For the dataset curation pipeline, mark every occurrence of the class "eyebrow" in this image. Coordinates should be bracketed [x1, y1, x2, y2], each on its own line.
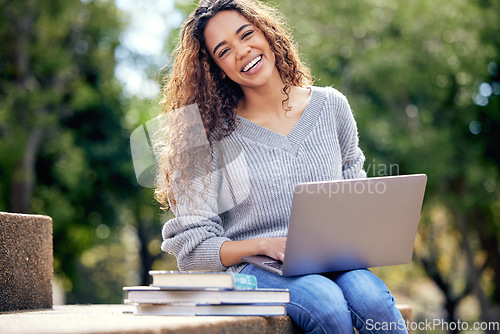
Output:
[212, 24, 252, 56]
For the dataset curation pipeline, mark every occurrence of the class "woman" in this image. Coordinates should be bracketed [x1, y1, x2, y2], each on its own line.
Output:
[155, 0, 407, 333]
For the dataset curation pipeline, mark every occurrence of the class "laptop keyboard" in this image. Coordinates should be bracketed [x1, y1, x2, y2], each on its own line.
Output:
[264, 261, 283, 270]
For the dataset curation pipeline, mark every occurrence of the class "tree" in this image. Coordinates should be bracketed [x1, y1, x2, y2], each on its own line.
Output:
[0, 0, 141, 303]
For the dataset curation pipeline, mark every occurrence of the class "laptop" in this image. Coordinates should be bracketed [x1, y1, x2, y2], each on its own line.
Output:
[242, 174, 427, 276]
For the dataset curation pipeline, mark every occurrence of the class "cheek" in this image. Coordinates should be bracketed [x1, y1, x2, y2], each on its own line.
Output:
[261, 39, 276, 61]
[266, 46, 277, 66]
[217, 58, 236, 75]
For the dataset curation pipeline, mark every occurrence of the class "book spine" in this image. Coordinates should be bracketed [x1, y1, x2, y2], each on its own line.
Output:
[232, 273, 258, 289]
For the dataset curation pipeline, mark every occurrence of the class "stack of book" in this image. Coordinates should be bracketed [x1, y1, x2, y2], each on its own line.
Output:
[123, 270, 290, 316]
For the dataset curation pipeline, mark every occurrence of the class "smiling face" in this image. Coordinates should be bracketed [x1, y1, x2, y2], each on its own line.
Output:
[203, 10, 279, 91]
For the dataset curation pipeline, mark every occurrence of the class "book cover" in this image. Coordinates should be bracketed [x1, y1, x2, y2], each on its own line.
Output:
[148, 271, 258, 290]
[123, 286, 290, 305]
[132, 303, 287, 316]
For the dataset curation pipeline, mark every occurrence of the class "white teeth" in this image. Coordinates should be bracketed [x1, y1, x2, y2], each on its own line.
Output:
[242, 56, 262, 72]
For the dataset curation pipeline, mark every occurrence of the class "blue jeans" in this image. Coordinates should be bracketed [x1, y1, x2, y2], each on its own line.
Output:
[240, 265, 408, 334]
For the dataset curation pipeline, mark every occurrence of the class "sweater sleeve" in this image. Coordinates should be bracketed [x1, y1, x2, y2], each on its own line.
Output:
[329, 88, 367, 180]
[160, 150, 230, 272]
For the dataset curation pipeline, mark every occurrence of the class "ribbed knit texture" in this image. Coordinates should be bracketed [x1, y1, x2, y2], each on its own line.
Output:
[161, 86, 366, 273]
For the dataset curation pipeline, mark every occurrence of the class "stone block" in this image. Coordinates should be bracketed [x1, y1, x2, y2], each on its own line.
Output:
[0, 212, 53, 312]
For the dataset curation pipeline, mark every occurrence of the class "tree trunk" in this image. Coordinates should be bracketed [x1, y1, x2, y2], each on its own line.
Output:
[451, 209, 500, 333]
[473, 209, 500, 303]
[11, 126, 44, 213]
[137, 218, 159, 286]
[6, 0, 41, 214]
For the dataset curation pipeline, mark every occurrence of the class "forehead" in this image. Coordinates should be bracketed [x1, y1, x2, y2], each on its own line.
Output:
[203, 10, 253, 48]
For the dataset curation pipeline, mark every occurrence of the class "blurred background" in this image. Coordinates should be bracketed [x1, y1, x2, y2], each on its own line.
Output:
[0, 0, 499, 333]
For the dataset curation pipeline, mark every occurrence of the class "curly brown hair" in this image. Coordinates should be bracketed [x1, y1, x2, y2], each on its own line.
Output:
[155, 0, 312, 210]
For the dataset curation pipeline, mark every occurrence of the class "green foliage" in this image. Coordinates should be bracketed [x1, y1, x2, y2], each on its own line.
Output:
[0, 0, 150, 303]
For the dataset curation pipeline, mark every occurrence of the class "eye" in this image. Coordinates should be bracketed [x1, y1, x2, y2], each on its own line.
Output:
[218, 48, 230, 58]
[242, 30, 254, 39]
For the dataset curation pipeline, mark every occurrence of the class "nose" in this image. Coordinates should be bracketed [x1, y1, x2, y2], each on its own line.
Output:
[236, 43, 251, 60]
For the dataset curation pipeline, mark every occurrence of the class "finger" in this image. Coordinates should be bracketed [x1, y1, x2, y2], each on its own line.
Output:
[278, 252, 285, 262]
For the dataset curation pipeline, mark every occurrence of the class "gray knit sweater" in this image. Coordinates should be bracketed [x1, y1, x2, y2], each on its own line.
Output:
[161, 86, 366, 273]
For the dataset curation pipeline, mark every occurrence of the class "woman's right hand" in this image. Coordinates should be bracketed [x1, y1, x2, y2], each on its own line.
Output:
[220, 237, 287, 267]
[259, 237, 287, 262]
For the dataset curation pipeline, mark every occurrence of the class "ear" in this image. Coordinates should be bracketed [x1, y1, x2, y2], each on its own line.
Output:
[221, 71, 226, 79]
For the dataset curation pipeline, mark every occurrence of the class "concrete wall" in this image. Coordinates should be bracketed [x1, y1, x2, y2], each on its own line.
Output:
[0, 212, 53, 312]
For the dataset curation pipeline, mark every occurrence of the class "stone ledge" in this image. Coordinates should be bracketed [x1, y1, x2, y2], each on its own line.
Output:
[0, 304, 412, 334]
[0, 212, 53, 312]
[0, 305, 299, 334]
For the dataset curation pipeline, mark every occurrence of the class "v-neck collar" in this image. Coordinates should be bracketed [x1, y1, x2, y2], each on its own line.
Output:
[234, 86, 326, 154]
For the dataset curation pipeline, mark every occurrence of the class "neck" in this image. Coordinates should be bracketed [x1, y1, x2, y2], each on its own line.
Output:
[237, 71, 288, 120]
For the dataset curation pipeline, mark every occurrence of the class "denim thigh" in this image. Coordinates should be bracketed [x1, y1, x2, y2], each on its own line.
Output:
[241, 265, 407, 334]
